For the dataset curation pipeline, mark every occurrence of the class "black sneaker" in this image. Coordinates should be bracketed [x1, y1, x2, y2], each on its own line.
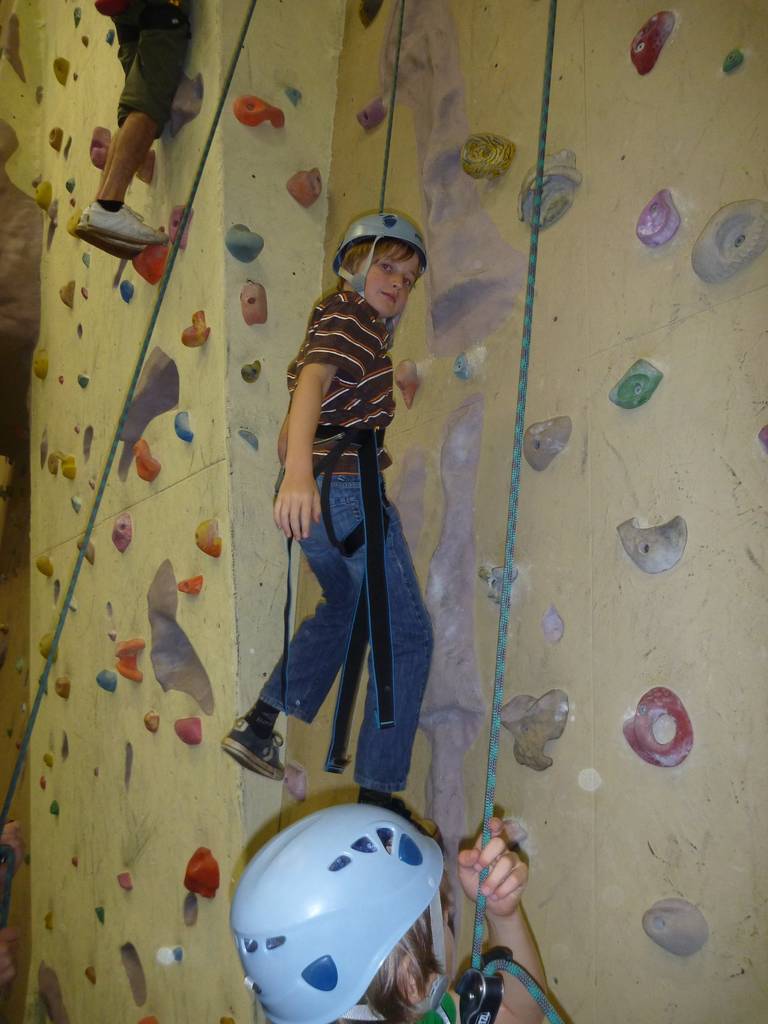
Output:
[221, 718, 285, 780]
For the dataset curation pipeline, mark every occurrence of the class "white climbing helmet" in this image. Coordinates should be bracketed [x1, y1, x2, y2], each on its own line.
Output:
[333, 212, 428, 295]
[231, 804, 444, 1024]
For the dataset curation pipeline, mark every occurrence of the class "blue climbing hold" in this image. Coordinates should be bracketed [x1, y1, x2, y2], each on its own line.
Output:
[96, 669, 117, 693]
[174, 411, 194, 443]
[106, 28, 115, 45]
[225, 224, 264, 263]
[453, 354, 470, 380]
[82, 252, 90, 268]
[284, 85, 302, 107]
[237, 428, 259, 451]
[77, 373, 89, 388]
[119, 281, 134, 304]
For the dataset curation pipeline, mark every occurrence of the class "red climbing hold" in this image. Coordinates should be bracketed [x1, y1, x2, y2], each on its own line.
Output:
[133, 439, 161, 482]
[177, 575, 204, 595]
[286, 168, 322, 208]
[623, 686, 693, 767]
[95, 0, 132, 14]
[133, 244, 169, 285]
[184, 847, 220, 898]
[233, 95, 285, 128]
[630, 11, 675, 75]
[116, 638, 145, 682]
[174, 717, 202, 745]
[117, 871, 133, 891]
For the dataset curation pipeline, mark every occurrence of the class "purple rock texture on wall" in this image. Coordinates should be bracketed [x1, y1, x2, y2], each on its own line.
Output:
[380, 2, 525, 357]
[419, 396, 485, 933]
[147, 559, 214, 713]
[0, 120, 41, 458]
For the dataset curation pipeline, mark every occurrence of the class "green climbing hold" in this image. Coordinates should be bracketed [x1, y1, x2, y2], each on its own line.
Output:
[50, 800, 60, 816]
[77, 373, 90, 388]
[65, 177, 75, 193]
[95, 906, 105, 924]
[723, 49, 744, 74]
[14, 657, 24, 673]
[609, 359, 663, 409]
[73, 7, 82, 27]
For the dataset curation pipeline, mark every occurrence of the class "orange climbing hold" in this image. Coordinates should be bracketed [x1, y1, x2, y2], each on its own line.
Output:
[144, 710, 160, 733]
[195, 519, 222, 557]
[116, 638, 145, 682]
[181, 310, 210, 348]
[133, 243, 168, 285]
[133, 439, 161, 482]
[177, 575, 204, 595]
[233, 95, 284, 128]
[85, 966, 96, 984]
[53, 58, 70, 86]
[55, 677, 71, 699]
[184, 847, 220, 898]
[138, 1017, 160, 1024]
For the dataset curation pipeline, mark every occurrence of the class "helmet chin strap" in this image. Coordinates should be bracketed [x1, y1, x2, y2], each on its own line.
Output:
[339, 237, 381, 297]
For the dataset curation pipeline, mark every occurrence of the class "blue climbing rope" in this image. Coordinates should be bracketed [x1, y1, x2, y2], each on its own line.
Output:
[0, 0, 261, 888]
[469, 0, 560, 1011]
[484, 959, 565, 1024]
[378, 0, 406, 213]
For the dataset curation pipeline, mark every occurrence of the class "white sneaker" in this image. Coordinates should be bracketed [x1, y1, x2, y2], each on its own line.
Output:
[76, 202, 168, 250]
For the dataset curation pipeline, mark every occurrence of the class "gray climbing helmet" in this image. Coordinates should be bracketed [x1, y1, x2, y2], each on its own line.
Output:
[333, 212, 428, 295]
[231, 804, 444, 1024]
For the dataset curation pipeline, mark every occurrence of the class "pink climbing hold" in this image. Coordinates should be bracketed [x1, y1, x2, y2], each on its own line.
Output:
[181, 310, 210, 347]
[623, 686, 693, 767]
[357, 96, 387, 130]
[133, 439, 161, 482]
[286, 168, 322, 208]
[169, 205, 193, 249]
[112, 513, 133, 552]
[90, 127, 112, 169]
[174, 717, 202, 745]
[117, 871, 133, 891]
[757, 425, 768, 453]
[394, 360, 420, 409]
[233, 95, 285, 128]
[630, 11, 676, 76]
[284, 761, 307, 801]
[240, 281, 267, 325]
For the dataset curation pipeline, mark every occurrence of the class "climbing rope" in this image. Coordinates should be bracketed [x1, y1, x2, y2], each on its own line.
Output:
[484, 959, 564, 1024]
[0, 0, 261, 889]
[469, 0, 561, 1014]
[378, 0, 406, 213]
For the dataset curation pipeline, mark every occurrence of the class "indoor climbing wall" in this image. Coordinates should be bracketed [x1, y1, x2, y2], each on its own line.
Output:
[13, 1, 343, 1022]
[287, 2, 768, 1021]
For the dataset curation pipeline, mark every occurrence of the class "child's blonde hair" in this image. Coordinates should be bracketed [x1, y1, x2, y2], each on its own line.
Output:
[339, 238, 423, 287]
[342, 902, 439, 1024]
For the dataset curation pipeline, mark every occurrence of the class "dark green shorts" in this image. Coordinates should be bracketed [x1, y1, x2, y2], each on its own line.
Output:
[113, 0, 191, 132]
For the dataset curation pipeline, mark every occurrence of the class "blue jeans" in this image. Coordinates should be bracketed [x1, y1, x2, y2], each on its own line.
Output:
[260, 474, 433, 792]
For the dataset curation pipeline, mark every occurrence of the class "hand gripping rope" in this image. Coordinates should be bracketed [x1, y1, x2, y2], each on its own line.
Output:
[466, 1, 566, 1022]
[0, 0, 262, 926]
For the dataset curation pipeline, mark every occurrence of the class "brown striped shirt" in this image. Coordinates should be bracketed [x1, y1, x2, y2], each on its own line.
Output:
[287, 290, 395, 473]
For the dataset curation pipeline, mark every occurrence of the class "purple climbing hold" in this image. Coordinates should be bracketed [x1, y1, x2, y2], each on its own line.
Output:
[758, 425, 768, 453]
[90, 127, 112, 170]
[636, 189, 681, 247]
[357, 96, 387, 130]
[642, 898, 709, 956]
[112, 513, 133, 552]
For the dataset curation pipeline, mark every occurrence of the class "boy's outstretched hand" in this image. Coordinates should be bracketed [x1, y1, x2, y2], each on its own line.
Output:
[458, 817, 528, 919]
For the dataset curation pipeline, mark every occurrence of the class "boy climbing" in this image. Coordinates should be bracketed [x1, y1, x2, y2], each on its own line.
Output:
[75, 0, 191, 257]
[231, 805, 553, 1024]
[222, 212, 433, 818]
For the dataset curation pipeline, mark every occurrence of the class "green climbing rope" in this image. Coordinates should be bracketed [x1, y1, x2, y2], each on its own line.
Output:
[470, 0, 559, 969]
[378, 0, 406, 213]
[0, 0, 261, 856]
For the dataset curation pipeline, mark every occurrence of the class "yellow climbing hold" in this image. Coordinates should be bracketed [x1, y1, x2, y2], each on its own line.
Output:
[36, 555, 54, 577]
[33, 350, 49, 380]
[60, 455, 76, 480]
[67, 208, 82, 237]
[44, 911, 54, 930]
[35, 181, 53, 211]
[53, 58, 70, 85]
[39, 633, 57, 661]
[461, 133, 515, 179]
[43, 752, 54, 768]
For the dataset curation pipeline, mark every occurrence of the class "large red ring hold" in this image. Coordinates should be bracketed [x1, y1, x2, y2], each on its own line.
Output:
[623, 686, 693, 767]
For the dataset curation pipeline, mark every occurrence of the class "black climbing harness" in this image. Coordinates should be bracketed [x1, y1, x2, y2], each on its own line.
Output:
[279, 426, 395, 774]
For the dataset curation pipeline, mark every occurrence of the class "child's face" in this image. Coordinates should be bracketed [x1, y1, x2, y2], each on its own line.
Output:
[363, 251, 421, 320]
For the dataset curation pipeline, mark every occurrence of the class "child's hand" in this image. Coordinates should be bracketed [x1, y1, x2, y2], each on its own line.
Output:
[273, 470, 321, 540]
[458, 817, 528, 920]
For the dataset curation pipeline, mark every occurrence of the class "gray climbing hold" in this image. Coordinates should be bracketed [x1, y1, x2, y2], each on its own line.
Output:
[617, 515, 687, 573]
[478, 564, 517, 603]
[523, 416, 572, 470]
[518, 150, 582, 229]
[501, 689, 569, 770]
[692, 200, 768, 283]
[642, 898, 709, 956]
